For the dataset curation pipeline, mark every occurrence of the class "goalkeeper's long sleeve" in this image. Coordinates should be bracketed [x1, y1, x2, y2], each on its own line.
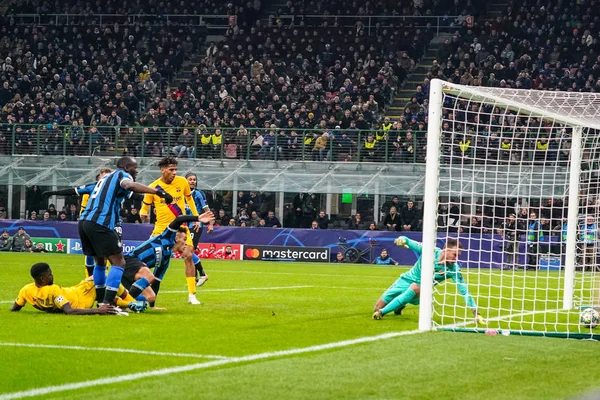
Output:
[446, 266, 478, 309]
[401, 237, 423, 255]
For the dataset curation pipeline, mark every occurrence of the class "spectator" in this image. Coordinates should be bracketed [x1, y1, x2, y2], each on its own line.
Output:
[57, 212, 68, 222]
[11, 227, 30, 252]
[258, 219, 267, 227]
[316, 211, 330, 229]
[32, 243, 47, 253]
[0, 206, 6, 219]
[66, 204, 79, 221]
[310, 221, 319, 229]
[29, 211, 38, 221]
[26, 186, 43, 215]
[42, 211, 51, 222]
[249, 211, 261, 227]
[381, 196, 400, 215]
[0, 230, 12, 251]
[237, 209, 250, 225]
[228, 218, 237, 227]
[335, 252, 345, 263]
[384, 206, 401, 231]
[348, 213, 365, 230]
[172, 128, 195, 158]
[264, 211, 281, 228]
[20, 239, 34, 253]
[400, 200, 421, 231]
[215, 209, 229, 226]
[368, 222, 378, 231]
[47, 204, 58, 219]
[127, 207, 142, 224]
[374, 249, 399, 265]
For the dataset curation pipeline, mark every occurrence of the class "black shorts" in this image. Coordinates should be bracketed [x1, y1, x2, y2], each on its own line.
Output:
[78, 220, 122, 257]
[122, 255, 146, 289]
[189, 228, 202, 249]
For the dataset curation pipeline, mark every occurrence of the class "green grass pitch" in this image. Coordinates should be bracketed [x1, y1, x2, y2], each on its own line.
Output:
[1, 253, 599, 399]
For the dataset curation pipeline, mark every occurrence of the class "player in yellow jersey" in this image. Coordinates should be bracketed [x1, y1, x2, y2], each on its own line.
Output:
[10, 263, 146, 315]
[140, 157, 202, 305]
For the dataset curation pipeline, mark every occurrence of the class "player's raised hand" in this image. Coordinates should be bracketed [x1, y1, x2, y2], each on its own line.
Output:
[156, 189, 174, 204]
[394, 236, 408, 248]
[198, 211, 215, 225]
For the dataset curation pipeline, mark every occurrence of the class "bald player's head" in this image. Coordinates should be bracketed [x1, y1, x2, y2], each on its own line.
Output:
[117, 156, 138, 179]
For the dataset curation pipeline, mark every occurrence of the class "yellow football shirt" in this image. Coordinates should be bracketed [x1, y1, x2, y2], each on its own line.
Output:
[80, 194, 90, 215]
[140, 175, 199, 237]
[15, 280, 96, 312]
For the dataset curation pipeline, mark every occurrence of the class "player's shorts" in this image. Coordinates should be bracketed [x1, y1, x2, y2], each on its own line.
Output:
[78, 220, 122, 257]
[121, 255, 146, 289]
[381, 278, 420, 306]
[189, 227, 202, 249]
[70, 279, 97, 309]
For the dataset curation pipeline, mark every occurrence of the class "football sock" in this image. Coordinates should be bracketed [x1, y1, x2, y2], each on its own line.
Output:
[128, 277, 150, 299]
[93, 265, 107, 303]
[103, 266, 124, 305]
[85, 256, 95, 277]
[381, 288, 416, 316]
[149, 279, 161, 307]
[135, 294, 147, 302]
[194, 257, 205, 278]
[186, 277, 196, 295]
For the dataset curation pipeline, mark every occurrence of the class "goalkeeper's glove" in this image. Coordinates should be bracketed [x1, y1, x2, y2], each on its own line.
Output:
[475, 313, 487, 326]
[394, 236, 408, 248]
[156, 189, 173, 204]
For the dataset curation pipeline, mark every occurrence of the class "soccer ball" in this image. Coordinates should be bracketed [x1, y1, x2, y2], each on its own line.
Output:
[579, 308, 599, 329]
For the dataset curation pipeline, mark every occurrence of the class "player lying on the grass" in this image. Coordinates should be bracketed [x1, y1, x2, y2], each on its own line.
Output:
[10, 262, 146, 315]
[123, 212, 215, 309]
[185, 172, 213, 287]
[373, 237, 486, 325]
[140, 157, 203, 305]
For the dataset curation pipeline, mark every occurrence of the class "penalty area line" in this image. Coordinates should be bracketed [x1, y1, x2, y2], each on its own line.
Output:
[0, 342, 230, 360]
[0, 330, 423, 400]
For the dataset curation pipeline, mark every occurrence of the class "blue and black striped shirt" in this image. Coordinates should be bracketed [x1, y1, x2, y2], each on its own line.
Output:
[80, 170, 133, 229]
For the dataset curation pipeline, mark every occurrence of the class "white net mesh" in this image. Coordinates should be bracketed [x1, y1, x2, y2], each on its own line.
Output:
[431, 81, 600, 338]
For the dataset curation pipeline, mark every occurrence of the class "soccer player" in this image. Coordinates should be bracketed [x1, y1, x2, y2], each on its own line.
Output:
[372, 236, 486, 325]
[123, 212, 215, 308]
[185, 172, 213, 286]
[10, 262, 138, 315]
[79, 156, 173, 309]
[140, 157, 202, 304]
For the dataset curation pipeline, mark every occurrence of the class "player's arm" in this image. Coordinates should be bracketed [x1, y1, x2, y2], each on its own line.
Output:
[184, 186, 199, 217]
[119, 174, 173, 203]
[61, 303, 119, 315]
[448, 266, 486, 324]
[42, 183, 96, 198]
[11, 287, 28, 311]
[198, 191, 215, 232]
[394, 236, 423, 254]
[168, 213, 215, 230]
[139, 193, 153, 220]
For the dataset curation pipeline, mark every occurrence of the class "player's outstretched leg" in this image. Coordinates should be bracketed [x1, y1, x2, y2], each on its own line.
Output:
[373, 283, 420, 320]
[183, 245, 200, 304]
[194, 253, 209, 287]
[102, 254, 127, 306]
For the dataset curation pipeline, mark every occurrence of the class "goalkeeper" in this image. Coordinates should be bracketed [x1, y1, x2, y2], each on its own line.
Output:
[372, 236, 485, 325]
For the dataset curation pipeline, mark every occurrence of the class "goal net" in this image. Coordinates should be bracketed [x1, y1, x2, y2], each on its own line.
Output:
[419, 79, 600, 339]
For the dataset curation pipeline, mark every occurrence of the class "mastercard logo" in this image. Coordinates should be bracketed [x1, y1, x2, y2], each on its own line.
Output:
[245, 248, 260, 258]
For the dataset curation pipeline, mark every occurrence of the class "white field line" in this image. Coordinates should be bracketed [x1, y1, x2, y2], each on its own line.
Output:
[210, 269, 395, 279]
[0, 300, 14, 304]
[161, 285, 314, 294]
[438, 308, 562, 330]
[0, 342, 230, 360]
[0, 308, 561, 400]
[0, 330, 423, 400]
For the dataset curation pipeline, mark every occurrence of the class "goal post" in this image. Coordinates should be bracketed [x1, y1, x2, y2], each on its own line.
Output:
[420, 79, 600, 338]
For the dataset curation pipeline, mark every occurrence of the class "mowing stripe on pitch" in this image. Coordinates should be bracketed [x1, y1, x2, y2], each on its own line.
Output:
[0, 342, 230, 360]
[160, 285, 314, 294]
[0, 308, 561, 399]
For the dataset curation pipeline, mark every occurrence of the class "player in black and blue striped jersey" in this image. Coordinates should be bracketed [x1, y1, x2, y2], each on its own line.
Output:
[185, 172, 214, 287]
[122, 212, 215, 307]
[77, 156, 174, 309]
